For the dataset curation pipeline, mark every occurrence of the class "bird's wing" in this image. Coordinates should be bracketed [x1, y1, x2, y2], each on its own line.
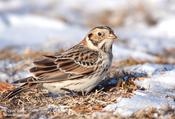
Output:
[15, 45, 99, 84]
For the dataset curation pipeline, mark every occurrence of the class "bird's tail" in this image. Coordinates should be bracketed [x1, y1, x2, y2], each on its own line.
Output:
[2, 76, 37, 100]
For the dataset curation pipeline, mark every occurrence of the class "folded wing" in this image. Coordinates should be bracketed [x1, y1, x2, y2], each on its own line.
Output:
[18, 45, 99, 83]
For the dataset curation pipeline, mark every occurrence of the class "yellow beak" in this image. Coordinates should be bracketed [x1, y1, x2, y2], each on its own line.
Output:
[109, 33, 118, 40]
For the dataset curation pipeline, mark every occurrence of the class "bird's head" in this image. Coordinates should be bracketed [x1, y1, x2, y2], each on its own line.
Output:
[82, 26, 117, 53]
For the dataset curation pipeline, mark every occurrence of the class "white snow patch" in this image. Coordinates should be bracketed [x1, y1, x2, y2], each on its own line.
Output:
[150, 16, 175, 38]
[104, 90, 174, 117]
[113, 45, 158, 62]
[0, 14, 68, 48]
[6, 14, 66, 29]
[104, 64, 175, 117]
[117, 64, 175, 76]
[135, 69, 175, 93]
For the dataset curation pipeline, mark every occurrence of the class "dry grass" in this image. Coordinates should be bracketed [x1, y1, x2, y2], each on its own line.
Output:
[0, 74, 137, 118]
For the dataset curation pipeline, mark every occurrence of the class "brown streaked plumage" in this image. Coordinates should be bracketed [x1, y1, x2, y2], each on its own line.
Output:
[3, 26, 117, 99]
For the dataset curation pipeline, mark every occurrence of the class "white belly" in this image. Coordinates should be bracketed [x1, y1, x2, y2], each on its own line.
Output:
[43, 74, 105, 94]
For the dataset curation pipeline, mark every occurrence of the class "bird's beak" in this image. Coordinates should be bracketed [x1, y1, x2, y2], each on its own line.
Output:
[109, 33, 118, 40]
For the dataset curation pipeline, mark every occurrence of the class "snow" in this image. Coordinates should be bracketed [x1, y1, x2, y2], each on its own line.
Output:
[135, 69, 175, 93]
[0, 0, 23, 12]
[150, 16, 175, 38]
[117, 64, 175, 76]
[0, 0, 175, 54]
[113, 46, 159, 62]
[58, 0, 127, 12]
[0, 14, 68, 49]
[0, 60, 29, 82]
[116, 25, 175, 55]
[104, 64, 175, 116]
[105, 90, 174, 117]
[6, 15, 66, 29]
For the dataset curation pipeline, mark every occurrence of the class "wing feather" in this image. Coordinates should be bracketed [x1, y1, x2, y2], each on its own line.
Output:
[17, 45, 98, 84]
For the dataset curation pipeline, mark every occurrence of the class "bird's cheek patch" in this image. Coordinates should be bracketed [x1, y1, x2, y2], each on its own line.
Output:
[89, 39, 99, 46]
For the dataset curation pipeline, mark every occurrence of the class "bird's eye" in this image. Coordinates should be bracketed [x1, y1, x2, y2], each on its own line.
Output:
[97, 32, 102, 36]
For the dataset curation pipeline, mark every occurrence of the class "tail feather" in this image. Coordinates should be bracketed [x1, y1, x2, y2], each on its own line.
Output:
[2, 77, 37, 100]
[2, 56, 57, 100]
[3, 86, 26, 99]
[13, 76, 34, 84]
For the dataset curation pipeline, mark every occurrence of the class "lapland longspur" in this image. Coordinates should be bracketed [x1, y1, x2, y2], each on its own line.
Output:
[5, 26, 117, 99]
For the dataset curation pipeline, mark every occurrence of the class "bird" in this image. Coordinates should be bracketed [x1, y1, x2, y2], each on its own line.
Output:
[4, 26, 117, 99]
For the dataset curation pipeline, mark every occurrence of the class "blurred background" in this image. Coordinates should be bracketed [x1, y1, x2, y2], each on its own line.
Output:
[0, 0, 175, 80]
